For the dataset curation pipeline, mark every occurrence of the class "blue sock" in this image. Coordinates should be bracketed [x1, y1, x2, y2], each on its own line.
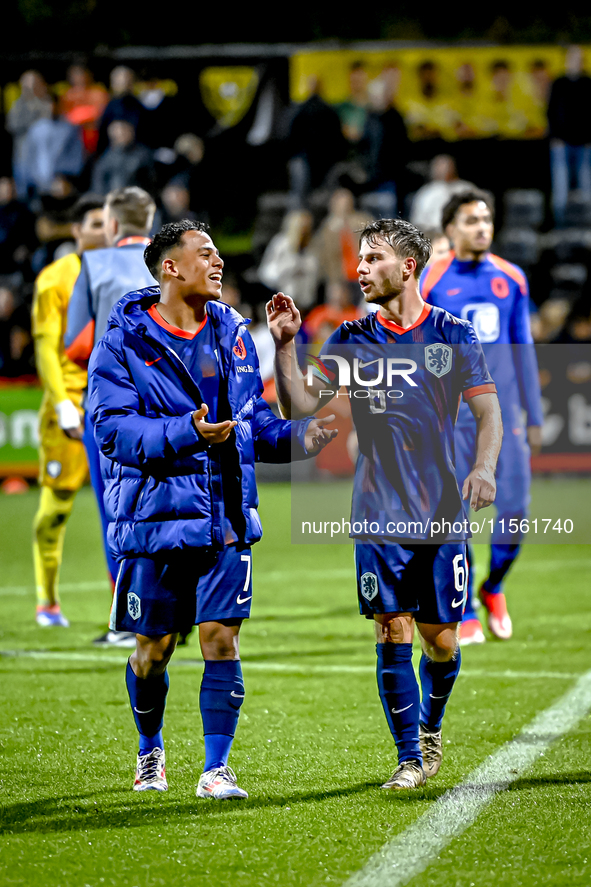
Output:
[419, 648, 461, 732]
[200, 660, 244, 771]
[376, 643, 421, 764]
[126, 660, 169, 754]
[483, 543, 520, 594]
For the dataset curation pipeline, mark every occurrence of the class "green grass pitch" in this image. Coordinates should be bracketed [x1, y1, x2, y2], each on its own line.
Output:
[1, 481, 590, 886]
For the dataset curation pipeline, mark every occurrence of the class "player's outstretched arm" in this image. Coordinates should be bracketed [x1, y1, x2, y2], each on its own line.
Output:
[463, 392, 503, 511]
[266, 292, 335, 419]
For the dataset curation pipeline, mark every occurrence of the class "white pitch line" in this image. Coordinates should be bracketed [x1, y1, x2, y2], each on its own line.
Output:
[344, 668, 591, 887]
[0, 649, 582, 681]
[0, 569, 354, 597]
[2, 559, 589, 597]
[0, 581, 110, 596]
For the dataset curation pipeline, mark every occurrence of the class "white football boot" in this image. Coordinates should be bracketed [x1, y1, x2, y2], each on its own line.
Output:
[133, 747, 168, 792]
[196, 766, 248, 800]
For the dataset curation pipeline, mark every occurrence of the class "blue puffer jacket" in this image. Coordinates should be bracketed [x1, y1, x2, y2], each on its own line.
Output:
[87, 287, 312, 559]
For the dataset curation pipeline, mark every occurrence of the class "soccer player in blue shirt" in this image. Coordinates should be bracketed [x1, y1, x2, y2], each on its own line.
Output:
[87, 220, 336, 798]
[421, 190, 543, 644]
[267, 219, 502, 789]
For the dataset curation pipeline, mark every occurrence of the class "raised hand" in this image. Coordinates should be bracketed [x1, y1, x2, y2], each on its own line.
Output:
[265, 292, 302, 346]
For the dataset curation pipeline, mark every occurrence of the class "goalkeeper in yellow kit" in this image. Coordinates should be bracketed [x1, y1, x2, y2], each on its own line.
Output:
[31, 195, 106, 626]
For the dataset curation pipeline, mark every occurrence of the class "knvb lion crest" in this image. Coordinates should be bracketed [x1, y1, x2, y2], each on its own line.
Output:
[127, 592, 141, 620]
[425, 343, 452, 378]
[360, 572, 379, 602]
[233, 336, 247, 360]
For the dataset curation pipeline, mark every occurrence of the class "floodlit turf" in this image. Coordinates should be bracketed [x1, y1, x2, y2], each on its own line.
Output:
[1, 482, 590, 886]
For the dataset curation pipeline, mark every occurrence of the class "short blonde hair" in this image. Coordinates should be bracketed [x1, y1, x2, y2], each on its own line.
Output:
[105, 186, 155, 233]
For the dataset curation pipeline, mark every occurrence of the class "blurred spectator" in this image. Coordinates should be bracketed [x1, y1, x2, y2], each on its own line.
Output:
[286, 76, 346, 207]
[0, 176, 37, 278]
[91, 120, 155, 196]
[337, 61, 370, 146]
[361, 65, 410, 198]
[19, 97, 85, 201]
[97, 66, 146, 155]
[311, 188, 370, 303]
[453, 63, 482, 139]
[410, 155, 474, 231]
[529, 59, 553, 107]
[137, 76, 183, 150]
[258, 209, 319, 310]
[554, 296, 591, 343]
[531, 298, 571, 343]
[153, 180, 201, 229]
[32, 175, 81, 274]
[405, 60, 447, 141]
[220, 272, 243, 310]
[423, 229, 451, 265]
[6, 71, 53, 198]
[0, 279, 34, 377]
[302, 281, 362, 344]
[547, 45, 591, 227]
[167, 134, 212, 219]
[58, 64, 108, 155]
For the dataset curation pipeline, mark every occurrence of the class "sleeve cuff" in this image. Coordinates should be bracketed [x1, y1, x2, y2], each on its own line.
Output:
[463, 383, 497, 401]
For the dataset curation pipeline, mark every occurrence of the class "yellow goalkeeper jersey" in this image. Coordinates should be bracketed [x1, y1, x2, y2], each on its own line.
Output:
[31, 252, 87, 405]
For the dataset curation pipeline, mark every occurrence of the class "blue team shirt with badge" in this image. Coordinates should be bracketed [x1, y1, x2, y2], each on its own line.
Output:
[319, 304, 496, 542]
[420, 252, 543, 427]
[145, 306, 240, 545]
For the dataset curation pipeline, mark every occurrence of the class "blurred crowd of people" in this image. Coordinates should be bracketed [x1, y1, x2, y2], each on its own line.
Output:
[2, 49, 591, 380]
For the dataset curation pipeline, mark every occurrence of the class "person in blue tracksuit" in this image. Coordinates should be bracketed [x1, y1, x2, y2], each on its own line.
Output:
[87, 220, 336, 799]
[421, 190, 543, 645]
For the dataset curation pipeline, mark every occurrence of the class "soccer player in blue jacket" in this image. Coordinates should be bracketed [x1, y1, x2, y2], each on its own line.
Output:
[87, 220, 336, 798]
[267, 219, 502, 789]
[421, 190, 543, 644]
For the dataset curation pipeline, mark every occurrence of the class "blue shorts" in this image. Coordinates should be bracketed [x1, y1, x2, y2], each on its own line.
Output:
[109, 544, 253, 636]
[354, 541, 467, 624]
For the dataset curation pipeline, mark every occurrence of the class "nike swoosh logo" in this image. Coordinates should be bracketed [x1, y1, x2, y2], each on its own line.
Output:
[391, 703, 413, 714]
[230, 691, 245, 698]
[357, 358, 382, 370]
[429, 693, 449, 699]
[145, 357, 163, 366]
[134, 707, 155, 714]
[451, 597, 465, 608]
[236, 594, 252, 605]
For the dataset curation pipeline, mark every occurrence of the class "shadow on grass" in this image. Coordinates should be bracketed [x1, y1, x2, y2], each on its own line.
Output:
[5, 769, 586, 838]
[0, 779, 437, 835]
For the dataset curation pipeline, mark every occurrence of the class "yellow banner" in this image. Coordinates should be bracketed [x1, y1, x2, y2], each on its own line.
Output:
[291, 46, 585, 140]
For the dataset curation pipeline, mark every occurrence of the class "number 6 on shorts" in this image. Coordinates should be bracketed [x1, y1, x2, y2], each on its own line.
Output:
[452, 553, 466, 592]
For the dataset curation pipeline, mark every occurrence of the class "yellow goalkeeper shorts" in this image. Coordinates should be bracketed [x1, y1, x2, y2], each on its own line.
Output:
[37, 392, 88, 491]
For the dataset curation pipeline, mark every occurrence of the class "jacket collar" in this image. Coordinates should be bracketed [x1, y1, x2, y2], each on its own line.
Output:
[107, 286, 250, 337]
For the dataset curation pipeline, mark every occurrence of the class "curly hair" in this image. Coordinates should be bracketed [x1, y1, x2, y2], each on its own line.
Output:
[143, 219, 209, 280]
[359, 218, 433, 278]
